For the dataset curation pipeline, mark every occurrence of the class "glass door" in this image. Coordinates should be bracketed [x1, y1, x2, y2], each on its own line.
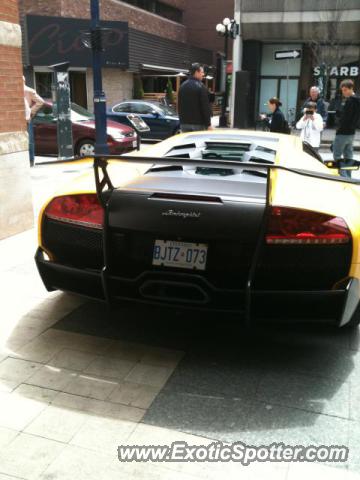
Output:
[280, 79, 299, 123]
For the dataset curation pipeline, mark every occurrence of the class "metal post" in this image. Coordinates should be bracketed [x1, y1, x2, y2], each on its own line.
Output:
[90, 0, 109, 154]
[49, 62, 73, 160]
[230, 0, 242, 126]
[285, 58, 289, 121]
[219, 33, 229, 128]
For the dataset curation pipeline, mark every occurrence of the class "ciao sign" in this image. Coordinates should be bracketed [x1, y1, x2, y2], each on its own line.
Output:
[26, 15, 129, 68]
[313, 65, 359, 77]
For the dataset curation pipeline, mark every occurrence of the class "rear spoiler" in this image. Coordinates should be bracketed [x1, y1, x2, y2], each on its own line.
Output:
[35, 153, 360, 204]
[90, 154, 360, 205]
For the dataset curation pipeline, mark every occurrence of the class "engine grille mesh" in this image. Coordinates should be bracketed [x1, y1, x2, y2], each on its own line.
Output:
[42, 218, 103, 270]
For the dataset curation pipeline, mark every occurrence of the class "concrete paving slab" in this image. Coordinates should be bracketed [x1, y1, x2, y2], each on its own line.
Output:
[62, 372, 119, 401]
[70, 416, 136, 454]
[0, 391, 47, 431]
[107, 381, 159, 409]
[0, 433, 65, 480]
[26, 365, 77, 392]
[39, 444, 112, 480]
[83, 356, 136, 380]
[24, 404, 87, 443]
[48, 348, 96, 372]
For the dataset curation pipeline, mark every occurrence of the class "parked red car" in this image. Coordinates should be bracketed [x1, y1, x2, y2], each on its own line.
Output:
[33, 101, 137, 156]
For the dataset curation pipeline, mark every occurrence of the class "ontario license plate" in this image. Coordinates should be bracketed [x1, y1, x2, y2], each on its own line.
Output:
[132, 140, 137, 148]
[152, 240, 208, 270]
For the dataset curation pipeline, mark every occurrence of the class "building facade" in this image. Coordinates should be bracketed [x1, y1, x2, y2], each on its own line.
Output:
[0, 0, 33, 240]
[19, 0, 213, 109]
[241, 0, 360, 124]
[185, 0, 360, 125]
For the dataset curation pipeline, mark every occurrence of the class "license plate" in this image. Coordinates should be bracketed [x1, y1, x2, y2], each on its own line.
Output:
[132, 140, 137, 148]
[152, 240, 208, 270]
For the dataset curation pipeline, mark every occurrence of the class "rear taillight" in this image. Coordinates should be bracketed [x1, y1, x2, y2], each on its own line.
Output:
[266, 207, 351, 245]
[44, 194, 104, 229]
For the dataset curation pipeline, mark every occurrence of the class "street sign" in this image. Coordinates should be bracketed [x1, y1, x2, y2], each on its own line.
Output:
[274, 50, 301, 60]
[126, 114, 150, 133]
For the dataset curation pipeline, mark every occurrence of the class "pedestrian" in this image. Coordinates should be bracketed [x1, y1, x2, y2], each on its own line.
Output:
[178, 63, 213, 132]
[261, 97, 289, 134]
[23, 76, 44, 166]
[301, 86, 327, 125]
[296, 102, 324, 150]
[332, 79, 360, 178]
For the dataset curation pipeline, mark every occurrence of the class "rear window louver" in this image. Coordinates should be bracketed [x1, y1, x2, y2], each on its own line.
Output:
[150, 192, 222, 203]
[204, 142, 251, 151]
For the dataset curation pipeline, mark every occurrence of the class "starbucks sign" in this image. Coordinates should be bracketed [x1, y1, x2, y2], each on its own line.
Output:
[313, 65, 359, 77]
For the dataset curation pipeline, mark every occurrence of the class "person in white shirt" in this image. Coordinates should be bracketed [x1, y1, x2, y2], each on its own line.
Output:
[296, 102, 324, 150]
[23, 76, 44, 166]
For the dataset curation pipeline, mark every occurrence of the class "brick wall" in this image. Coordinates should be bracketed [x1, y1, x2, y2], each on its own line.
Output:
[20, 0, 61, 17]
[0, 45, 26, 133]
[183, 0, 234, 53]
[161, 0, 185, 9]
[19, 0, 186, 43]
[102, 1, 186, 42]
[0, 0, 33, 239]
[0, 1, 21, 23]
[0, 2, 25, 134]
[86, 69, 133, 111]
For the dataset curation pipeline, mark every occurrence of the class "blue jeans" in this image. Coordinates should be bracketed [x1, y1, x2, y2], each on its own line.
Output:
[27, 120, 35, 166]
[333, 134, 354, 178]
[181, 124, 207, 132]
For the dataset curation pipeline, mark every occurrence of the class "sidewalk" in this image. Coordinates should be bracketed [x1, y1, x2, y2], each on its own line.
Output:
[0, 164, 293, 480]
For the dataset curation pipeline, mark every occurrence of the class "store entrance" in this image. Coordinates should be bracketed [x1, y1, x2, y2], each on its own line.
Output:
[69, 72, 87, 108]
[259, 78, 299, 124]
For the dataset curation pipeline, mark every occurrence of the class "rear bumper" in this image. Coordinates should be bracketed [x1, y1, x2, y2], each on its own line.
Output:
[35, 247, 358, 326]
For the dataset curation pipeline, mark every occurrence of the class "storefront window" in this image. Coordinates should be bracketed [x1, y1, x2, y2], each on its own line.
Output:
[261, 44, 301, 77]
[35, 72, 52, 98]
[258, 79, 277, 115]
[35, 71, 87, 108]
[259, 44, 302, 122]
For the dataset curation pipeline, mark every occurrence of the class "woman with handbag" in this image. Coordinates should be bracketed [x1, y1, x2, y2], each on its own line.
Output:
[260, 97, 290, 134]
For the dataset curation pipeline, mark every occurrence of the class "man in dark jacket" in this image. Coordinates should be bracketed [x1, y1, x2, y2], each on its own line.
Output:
[333, 79, 360, 178]
[178, 63, 213, 132]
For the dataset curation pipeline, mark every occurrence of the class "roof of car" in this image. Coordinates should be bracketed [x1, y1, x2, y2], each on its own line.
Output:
[122, 100, 160, 103]
[112, 99, 163, 106]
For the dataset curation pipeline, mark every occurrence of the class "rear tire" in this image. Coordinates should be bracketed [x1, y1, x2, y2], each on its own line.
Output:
[76, 139, 95, 157]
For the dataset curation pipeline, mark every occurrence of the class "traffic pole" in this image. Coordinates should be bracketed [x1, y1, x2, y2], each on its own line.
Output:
[230, 0, 242, 127]
[286, 58, 289, 121]
[90, 0, 109, 154]
[219, 33, 229, 128]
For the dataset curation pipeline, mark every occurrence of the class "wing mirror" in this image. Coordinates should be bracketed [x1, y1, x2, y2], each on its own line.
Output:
[151, 110, 160, 117]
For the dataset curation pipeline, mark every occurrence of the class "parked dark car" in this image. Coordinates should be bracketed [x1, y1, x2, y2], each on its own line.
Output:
[33, 101, 137, 156]
[107, 100, 180, 140]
